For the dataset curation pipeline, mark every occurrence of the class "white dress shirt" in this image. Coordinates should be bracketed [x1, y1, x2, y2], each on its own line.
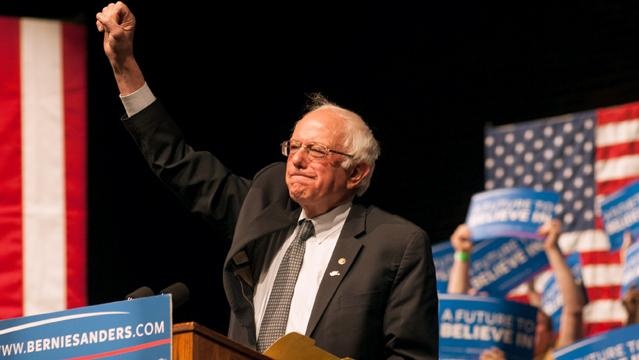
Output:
[254, 203, 351, 336]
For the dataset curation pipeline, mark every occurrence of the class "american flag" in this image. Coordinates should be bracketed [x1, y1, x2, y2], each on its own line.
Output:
[484, 102, 639, 336]
[0, 16, 86, 317]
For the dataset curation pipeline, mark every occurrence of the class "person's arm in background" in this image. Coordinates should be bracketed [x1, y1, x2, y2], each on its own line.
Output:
[447, 224, 472, 294]
[96, 1, 145, 96]
[620, 232, 639, 325]
[448, 225, 508, 359]
[620, 231, 632, 263]
[540, 220, 585, 348]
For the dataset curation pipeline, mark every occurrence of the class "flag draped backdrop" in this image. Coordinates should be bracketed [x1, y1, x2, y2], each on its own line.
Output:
[485, 101, 639, 336]
[0, 16, 86, 318]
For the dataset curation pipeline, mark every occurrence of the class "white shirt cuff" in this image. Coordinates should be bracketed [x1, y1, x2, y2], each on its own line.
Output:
[119, 82, 156, 118]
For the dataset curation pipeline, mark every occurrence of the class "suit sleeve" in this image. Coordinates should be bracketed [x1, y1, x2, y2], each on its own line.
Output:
[384, 230, 439, 359]
[122, 100, 251, 236]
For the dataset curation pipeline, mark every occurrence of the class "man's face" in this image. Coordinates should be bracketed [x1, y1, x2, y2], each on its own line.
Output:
[285, 109, 353, 217]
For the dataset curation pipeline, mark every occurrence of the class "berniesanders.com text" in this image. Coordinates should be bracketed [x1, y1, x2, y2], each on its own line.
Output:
[0, 321, 165, 357]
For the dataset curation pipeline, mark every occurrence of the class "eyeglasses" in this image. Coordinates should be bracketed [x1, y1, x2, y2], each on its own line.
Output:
[280, 140, 354, 159]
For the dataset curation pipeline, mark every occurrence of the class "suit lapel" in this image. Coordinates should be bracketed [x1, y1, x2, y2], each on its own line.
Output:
[225, 201, 299, 339]
[305, 205, 366, 336]
[227, 204, 299, 264]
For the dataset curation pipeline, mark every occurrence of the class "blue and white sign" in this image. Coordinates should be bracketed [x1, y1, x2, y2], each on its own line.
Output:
[469, 236, 548, 297]
[466, 188, 559, 241]
[601, 180, 639, 250]
[439, 294, 537, 360]
[0, 295, 171, 359]
[433, 241, 455, 293]
[622, 240, 639, 297]
[553, 323, 639, 360]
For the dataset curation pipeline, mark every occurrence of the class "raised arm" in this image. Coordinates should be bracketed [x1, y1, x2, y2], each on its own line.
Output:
[447, 224, 473, 294]
[95, 1, 252, 233]
[540, 219, 585, 348]
[96, 1, 145, 95]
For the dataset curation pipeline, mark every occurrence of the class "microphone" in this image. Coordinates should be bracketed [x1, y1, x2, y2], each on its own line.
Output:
[159, 282, 190, 309]
[126, 286, 154, 300]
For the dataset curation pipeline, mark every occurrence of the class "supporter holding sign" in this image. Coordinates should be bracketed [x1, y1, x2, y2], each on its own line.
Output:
[468, 236, 547, 297]
[621, 233, 639, 325]
[466, 188, 559, 241]
[448, 220, 586, 359]
[447, 225, 548, 298]
[621, 238, 639, 297]
[539, 252, 587, 337]
[601, 180, 639, 250]
[438, 294, 537, 360]
[553, 323, 639, 360]
[433, 234, 548, 297]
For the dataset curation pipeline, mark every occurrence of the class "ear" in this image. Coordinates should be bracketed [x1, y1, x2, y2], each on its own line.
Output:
[346, 163, 371, 190]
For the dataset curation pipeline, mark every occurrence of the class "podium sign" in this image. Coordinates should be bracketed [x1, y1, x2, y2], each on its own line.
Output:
[0, 295, 171, 359]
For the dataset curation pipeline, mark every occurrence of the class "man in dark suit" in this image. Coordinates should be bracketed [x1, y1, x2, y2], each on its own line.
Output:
[97, 2, 438, 358]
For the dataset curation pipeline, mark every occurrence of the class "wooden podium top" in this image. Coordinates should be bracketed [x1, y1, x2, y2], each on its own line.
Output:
[173, 322, 271, 360]
[172, 322, 343, 359]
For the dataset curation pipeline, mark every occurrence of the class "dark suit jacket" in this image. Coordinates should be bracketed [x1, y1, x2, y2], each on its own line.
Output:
[124, 101, 439, 359]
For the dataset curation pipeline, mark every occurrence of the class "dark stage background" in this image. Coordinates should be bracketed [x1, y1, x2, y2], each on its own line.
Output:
[3, 1, 639, 334]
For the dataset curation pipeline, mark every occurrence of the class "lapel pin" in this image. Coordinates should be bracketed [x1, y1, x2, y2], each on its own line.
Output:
[338, 258, 346, 265]
[329, 270, 341, 277]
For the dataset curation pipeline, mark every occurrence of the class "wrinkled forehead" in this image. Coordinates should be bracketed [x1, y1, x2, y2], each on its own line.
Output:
[293, 108, 347, 144]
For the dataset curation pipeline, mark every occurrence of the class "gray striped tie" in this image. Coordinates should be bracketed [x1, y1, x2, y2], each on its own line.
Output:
[256, 219, 315, 352]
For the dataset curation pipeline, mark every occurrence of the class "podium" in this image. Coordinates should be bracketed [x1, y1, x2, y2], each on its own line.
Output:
[173, 322, 270, 360]
[0, 295, 341, 360]
[172, 323, 343, 360]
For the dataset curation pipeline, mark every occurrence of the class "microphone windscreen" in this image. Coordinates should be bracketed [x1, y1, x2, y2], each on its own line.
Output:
[160, 282, 190, 309]
[126, 286, 154, 300]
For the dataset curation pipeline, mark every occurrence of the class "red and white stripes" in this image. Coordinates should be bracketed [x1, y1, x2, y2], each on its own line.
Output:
[0, 16, 86, 318]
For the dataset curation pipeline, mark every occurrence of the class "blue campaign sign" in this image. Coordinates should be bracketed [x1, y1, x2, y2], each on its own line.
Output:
[622, 240, 639, 297]
[601, 180, 639, 250]
[432, 241, 455, 293]
[540, 253, 585, 334]
[469, 236, 548, 297]
[0, 295, 171, 359]
[553, 323, 639, 359]
[439, 294, 537, 360]
[466, 188, 559, 241]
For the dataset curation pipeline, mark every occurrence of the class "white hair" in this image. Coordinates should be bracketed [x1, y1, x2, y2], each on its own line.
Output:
[300, 93, 380, 196]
